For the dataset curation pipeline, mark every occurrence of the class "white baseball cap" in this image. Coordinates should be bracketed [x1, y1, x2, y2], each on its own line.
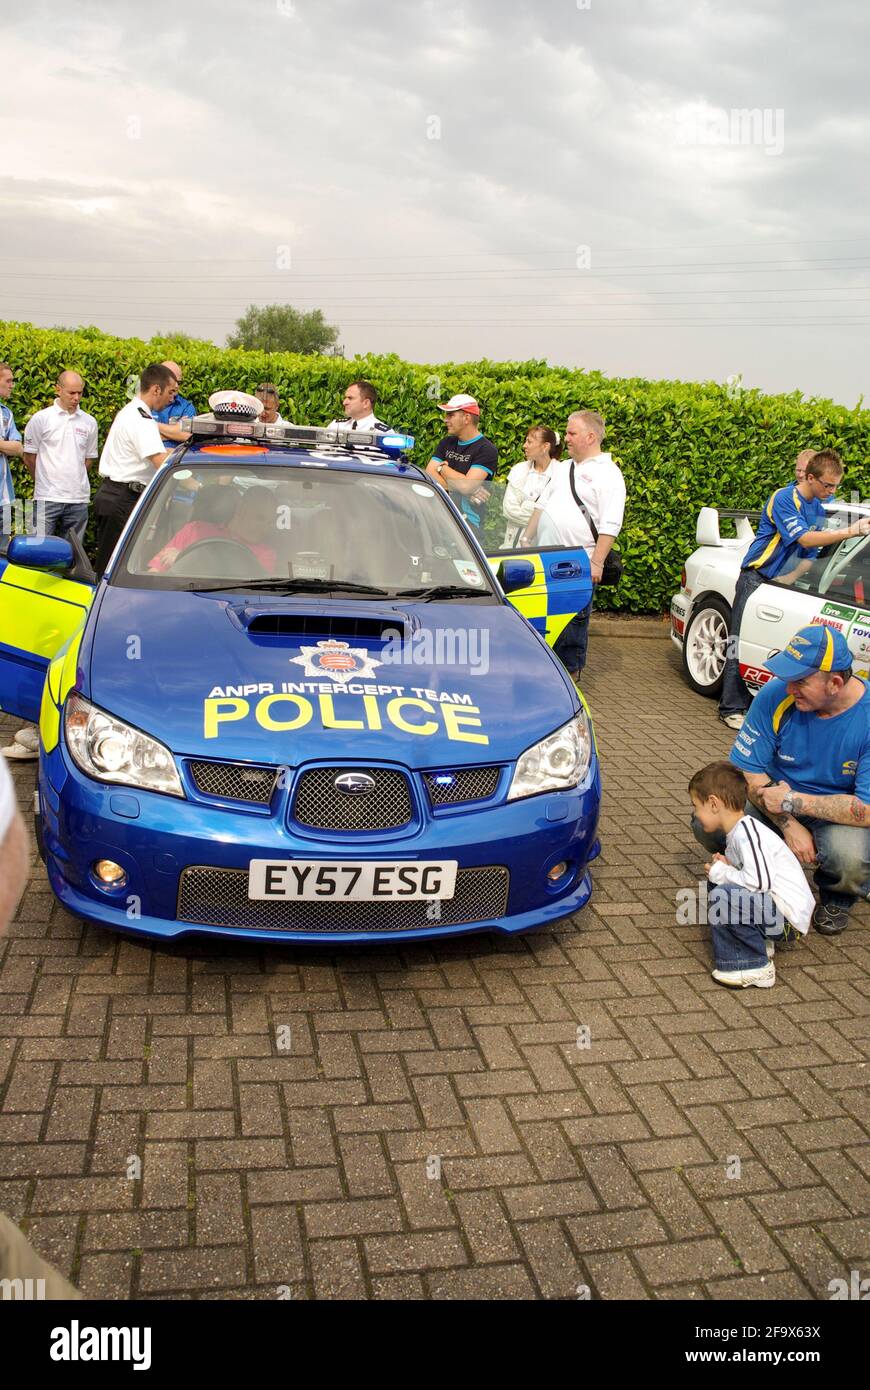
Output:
[438, 393, 480, 417]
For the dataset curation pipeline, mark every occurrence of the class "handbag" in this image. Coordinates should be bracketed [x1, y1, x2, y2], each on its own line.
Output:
[567, 465, 623, 586]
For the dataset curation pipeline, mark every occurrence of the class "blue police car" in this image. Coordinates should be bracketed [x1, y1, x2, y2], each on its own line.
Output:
[0, 408, 601, 944]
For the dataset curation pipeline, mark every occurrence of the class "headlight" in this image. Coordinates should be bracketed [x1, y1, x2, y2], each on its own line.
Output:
[64, 693, 184, 798]
[507, 711, 593, 802]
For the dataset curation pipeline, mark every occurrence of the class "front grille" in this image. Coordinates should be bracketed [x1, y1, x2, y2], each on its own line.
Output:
[189, 761, 277, 805]
[293, 767, 412, 831]
[177, 865, 510, 933]
[424, 767, 500, 806]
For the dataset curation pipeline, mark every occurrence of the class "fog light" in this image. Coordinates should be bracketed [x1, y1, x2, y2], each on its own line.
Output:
[547, 861, 568, 882]
[94, 859, 127, 886]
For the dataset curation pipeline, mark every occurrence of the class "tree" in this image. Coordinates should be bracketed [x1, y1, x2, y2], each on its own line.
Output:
[227, 305, 339, 355]
[150, 330, 213, 347]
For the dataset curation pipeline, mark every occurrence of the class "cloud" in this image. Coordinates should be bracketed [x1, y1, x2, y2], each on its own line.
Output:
[0, 0, 867, 403]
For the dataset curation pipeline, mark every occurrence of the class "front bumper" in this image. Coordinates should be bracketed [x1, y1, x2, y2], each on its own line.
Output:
[37, 741, 601, 944]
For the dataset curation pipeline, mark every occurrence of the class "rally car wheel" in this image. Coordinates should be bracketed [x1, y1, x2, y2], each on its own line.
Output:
[682, 597, 730, 697]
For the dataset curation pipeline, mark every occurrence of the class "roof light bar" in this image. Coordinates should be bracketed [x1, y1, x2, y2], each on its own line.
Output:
[179, 415, 414, 456]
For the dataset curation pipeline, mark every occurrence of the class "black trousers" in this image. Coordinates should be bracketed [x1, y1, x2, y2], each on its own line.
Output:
[93, 480, 139, 576]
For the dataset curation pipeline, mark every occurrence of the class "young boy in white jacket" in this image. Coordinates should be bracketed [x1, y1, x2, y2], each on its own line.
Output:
[689, 760, 815, 989]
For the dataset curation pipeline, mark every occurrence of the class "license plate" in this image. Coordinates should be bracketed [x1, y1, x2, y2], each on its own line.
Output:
[248, 859, 458, 901]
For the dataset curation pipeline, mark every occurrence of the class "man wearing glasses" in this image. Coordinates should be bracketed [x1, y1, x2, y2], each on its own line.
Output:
[719, 450, 870, 730]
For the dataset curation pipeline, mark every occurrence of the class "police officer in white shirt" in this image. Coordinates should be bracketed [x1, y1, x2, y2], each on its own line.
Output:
[22, 371, 98, 542]
[522, 409, 626, 680]
[327, 379, 389, 433]
[93, 364, 175, 575]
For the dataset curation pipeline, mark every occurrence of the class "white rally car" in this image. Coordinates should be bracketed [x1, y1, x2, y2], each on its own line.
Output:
[671, 503, 870, 699]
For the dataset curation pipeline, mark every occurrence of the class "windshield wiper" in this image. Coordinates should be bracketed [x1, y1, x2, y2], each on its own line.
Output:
[394, 584, 488, 600]
[187, 578, 392, 596]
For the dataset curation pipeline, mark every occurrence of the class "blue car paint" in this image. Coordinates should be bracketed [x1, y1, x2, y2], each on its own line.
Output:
[6, 442, 601, 943]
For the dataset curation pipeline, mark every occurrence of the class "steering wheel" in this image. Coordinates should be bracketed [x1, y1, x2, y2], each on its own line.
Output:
[169, 538, 270, 579]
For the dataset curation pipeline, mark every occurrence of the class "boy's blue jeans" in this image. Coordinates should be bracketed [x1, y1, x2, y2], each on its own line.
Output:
[707, 884, 781, 971]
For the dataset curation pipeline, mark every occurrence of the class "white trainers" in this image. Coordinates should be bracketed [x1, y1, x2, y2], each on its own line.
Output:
[720, 713, 745, 731]
[712, 961, 775, 989]
[14, 724, 39, 751]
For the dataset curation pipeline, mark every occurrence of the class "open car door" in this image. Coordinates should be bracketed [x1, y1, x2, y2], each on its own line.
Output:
[0, 537, 95, 724]
[477, 479, 593, 647]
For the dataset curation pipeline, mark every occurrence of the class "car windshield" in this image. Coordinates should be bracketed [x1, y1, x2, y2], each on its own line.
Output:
[115, 457, 497, 597]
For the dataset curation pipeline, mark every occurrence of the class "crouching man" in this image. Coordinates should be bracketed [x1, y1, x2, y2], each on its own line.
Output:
[694, 622, 870, 937]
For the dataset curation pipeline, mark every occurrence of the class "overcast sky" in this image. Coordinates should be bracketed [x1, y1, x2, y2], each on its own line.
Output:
[2, 0, 868, 404]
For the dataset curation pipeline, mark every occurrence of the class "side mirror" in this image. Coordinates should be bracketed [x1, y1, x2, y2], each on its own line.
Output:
[498, 558, 536, 594]
[7, 535, 75, 571]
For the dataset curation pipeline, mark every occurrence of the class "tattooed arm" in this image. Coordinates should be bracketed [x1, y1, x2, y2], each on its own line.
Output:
[744, 772, 818, 864]
[760, 780, 870, 826]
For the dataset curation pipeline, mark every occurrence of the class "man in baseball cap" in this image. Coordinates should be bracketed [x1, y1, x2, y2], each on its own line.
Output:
[697, 620, 870, 936]
[425, 394, 498, 533]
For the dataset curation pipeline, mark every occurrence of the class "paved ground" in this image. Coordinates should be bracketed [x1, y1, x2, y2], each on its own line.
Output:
[1, 634, 868, 1301]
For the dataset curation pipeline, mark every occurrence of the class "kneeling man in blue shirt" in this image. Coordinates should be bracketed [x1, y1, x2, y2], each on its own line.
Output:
[696, 622, 870, 936]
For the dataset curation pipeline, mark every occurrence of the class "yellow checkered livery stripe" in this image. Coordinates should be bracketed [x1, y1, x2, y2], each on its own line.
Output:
[0, 562, 92, 742]
[490, 550, 578, 646]
[40, 629, 84, 753]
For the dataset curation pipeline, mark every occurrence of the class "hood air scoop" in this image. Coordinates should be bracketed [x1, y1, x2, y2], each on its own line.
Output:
[241, 610, 410, 642]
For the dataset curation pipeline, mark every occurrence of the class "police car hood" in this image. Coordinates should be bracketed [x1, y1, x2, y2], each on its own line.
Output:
[86, 588, 578, 765]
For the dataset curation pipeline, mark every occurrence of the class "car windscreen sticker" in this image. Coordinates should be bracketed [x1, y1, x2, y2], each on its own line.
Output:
[453, 560, 484, 586]
[291, 556, 331, 582]
[412, 484, 435, 497]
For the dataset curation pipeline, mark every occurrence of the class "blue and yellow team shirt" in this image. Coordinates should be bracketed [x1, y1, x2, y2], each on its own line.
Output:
[731, 673, 870, 799]
[742, 485, 827, 579]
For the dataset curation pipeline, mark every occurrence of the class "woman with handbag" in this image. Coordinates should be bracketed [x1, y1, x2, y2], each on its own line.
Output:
[500, 426, 561, 548]
[520, 410, 626, 681]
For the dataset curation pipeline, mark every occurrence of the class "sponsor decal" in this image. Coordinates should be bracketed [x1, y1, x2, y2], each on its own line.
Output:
[739, 664, 772, 685]
[842, 760, 858, 776]
[810, 615, 849, 634]
[821, 602, 856, 620]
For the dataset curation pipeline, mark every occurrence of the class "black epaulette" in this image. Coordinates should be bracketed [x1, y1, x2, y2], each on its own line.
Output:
[374, 420, 390, 431]
[137, 407, 151, 419]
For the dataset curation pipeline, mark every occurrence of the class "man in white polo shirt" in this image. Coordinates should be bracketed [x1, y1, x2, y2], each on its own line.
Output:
[22, 371, 98, 542]
[93, 363, 175, 575]
[522, 409, 626, 680]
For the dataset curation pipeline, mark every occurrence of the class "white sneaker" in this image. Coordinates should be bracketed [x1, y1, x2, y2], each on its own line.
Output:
[720, 713, 745, 731]
[14, 725, 39, 751]
[712, 962, 776, 989]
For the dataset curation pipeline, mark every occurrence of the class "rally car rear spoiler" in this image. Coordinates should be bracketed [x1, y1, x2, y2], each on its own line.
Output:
[695, 507, 758, 547]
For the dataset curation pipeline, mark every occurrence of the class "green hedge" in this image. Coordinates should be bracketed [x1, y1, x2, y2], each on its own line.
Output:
[3, 320, 869, 613]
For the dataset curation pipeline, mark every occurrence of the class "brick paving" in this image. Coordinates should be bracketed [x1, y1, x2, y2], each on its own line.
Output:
[1, 633, 868, 1300]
